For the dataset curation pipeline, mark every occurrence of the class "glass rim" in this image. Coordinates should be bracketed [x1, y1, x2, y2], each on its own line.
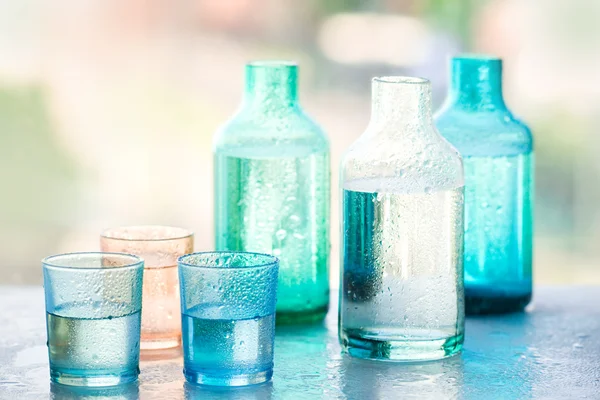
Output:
[373, 76, 429, 85]
[178, 251, 279, 271]
[101, 225, 194, 242]
[42, 251, 144, 271]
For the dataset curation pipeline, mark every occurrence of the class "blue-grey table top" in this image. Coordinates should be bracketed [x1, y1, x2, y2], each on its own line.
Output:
[0, 286, 598, 400]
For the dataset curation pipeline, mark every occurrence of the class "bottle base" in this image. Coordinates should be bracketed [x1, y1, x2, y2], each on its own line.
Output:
[340, 330, 463, 362]
[50, 368, 139, 387]
[465, 292, 531, 315]
[276, 304, 328, 325]
[183, 368, 272, 387]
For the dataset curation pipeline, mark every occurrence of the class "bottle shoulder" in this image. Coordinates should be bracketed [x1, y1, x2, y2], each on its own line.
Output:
[213, 106, 329, 153]
[434, 108, 533, 156]
[341, 124, 464, 192]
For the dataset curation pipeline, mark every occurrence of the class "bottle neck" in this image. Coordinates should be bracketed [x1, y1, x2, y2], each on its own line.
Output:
[243, 62, 298, 110]
[447, 56, 506, 111]
[371, 77, 434, 127]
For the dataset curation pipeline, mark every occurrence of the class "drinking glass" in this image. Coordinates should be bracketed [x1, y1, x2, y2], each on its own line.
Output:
[101, 226, 193, 351]
[43, 252, 144, 387]
[178, 252, 279, 387]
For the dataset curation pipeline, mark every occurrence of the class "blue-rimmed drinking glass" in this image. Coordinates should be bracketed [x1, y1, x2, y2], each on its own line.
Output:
[43, 252, 144, 387]
[178, 251, 279, 387]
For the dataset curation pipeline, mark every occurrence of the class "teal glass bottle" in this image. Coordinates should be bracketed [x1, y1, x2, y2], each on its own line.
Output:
[435, 55, 534, 314]
[213, 61, 330, 324]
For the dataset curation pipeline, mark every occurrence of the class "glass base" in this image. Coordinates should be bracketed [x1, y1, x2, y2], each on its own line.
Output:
[51, 382, 139, 397]
[183, 369, 272, 387]
[276, 304, 328, 325]
[341, 331, 463, 362]
[141, 335, 181, 351]
[50, 368, 139, 387]
[466, 291, 532, 315]
[140, 346, 182, 361]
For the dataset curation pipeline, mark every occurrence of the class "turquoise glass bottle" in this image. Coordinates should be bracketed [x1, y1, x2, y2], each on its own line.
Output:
[213, 61, 330, 324]
[435, 55, 534, 314]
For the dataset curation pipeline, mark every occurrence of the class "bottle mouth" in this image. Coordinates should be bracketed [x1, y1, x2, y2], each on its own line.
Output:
[247, 60, 298, 69]
[452, 53, 501, 62]
[373, 76, 429, 85]
[244, 60, 299, 102]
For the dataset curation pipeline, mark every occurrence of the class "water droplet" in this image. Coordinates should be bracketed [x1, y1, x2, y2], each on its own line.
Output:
[275, 229, 287, 241]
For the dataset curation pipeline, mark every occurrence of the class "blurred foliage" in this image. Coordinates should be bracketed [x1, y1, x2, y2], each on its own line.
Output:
[531, 111, 582, 235]
[0, 87, 79, 225]
[419, 0, 476, 45]
[314, 0, 481, 47]
[316, 0, 372, 15]
[0, 0, 595, 284]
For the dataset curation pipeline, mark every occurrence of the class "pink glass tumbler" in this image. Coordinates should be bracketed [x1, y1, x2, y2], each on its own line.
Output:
[101, 226, 193, 352]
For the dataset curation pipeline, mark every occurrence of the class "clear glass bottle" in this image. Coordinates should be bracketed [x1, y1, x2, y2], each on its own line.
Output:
[435, 55, 533, 314]
[340, 77, 465, 361]
[214, 61, 330, 324]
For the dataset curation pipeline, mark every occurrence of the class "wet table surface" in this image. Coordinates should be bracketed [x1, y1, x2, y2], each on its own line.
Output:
[0, 286, 599, 400]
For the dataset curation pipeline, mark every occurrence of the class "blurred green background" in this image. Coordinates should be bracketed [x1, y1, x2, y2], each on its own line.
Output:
[0, 0, 598, 285]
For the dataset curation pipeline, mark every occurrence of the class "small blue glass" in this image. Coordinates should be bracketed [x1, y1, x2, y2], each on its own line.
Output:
[42, 252, 144, 387]
[178, 251, 279, 387]
[435, 55, 534, 314]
